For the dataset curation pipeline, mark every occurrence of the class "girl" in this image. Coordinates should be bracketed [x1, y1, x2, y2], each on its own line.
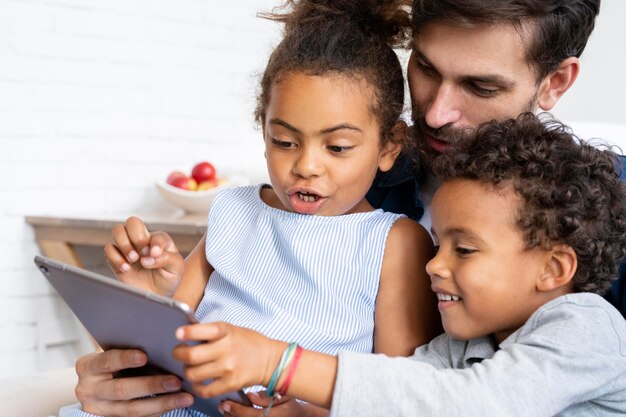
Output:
[61, 1, 439, 416]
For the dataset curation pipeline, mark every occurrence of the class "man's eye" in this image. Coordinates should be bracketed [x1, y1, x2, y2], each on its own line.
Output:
[416, 60, 436, 76]
[327, 145, 353, 153]
[469, 83, 499, 98]
[271, 138, 295, 148]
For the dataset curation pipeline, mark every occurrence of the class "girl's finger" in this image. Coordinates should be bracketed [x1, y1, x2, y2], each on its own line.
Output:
[104, 243, 132, 273]
[124, 216, 152, 256]
[111, 223, 141, 264]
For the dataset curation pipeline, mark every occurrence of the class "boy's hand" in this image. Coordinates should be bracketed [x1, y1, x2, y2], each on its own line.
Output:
[173, 322, 287, 399]
[74, 349, 193, 417]
[104, 216, 185, 297]
[220, 392, 326, 417]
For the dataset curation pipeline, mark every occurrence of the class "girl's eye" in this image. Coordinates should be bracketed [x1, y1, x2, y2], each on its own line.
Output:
[433, 245, 440, 253]
[271, 138, 295, 149]
[327, 145, 353, 153]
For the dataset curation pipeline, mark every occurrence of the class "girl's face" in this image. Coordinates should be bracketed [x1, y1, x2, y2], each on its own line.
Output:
[262, 72, 401, 216]
[427, 179, 550, 344]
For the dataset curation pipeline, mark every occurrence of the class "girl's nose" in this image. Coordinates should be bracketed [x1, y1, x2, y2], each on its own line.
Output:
[293, 147, 324, 178]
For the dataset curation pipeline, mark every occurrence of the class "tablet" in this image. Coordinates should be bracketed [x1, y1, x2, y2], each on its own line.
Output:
[34, 255, 250, 416]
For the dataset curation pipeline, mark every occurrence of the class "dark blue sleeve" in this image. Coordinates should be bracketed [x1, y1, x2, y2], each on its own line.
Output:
[366, 153, 425, 221]
[606, 155, 626, 318]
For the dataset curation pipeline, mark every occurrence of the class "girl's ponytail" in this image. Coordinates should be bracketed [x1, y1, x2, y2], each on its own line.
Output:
[261, 0, 411, 48]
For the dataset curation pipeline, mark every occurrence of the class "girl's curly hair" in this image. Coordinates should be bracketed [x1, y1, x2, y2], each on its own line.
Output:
[255, 0, 411, 147]
[434, 113, 626, 294]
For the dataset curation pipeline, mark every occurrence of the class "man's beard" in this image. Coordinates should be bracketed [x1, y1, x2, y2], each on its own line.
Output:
[410, 116, 475, 175]
[411, 94, 538, 175]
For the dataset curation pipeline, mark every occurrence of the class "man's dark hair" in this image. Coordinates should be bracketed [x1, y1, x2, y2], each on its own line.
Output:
[434, 113, 626, 294]
[412, 0, 601, 79]
[256, 0, 411, 147]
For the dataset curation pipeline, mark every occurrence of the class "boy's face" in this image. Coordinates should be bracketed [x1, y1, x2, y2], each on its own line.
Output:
[427, 179, 550, 343]
[407, 22, 551, 170]
[262, 72, 400, 216]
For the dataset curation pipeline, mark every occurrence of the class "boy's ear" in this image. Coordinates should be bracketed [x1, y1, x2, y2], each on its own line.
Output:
[537, 244, 577, 292]
[378, 121, 406, 172]
[536, 57, 580, 111]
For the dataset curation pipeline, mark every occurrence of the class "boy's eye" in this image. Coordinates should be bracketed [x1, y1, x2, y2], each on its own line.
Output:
[271, 138, 296, 149]
[455, 246, 476, 256]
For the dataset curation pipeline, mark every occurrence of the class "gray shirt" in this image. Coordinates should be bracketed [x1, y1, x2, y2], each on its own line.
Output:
[330, 293, 626, 417]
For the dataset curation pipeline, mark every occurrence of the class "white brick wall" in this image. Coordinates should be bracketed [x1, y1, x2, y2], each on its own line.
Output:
[0, 0, 279, 378]
[1, 0, 624, 380]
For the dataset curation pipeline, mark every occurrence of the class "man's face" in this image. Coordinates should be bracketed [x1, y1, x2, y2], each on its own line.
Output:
[407, 22, 542, 170]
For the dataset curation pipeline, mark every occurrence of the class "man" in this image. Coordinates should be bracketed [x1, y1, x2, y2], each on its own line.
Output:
[369, 0, 600, 227]
[61, 1, 611, 416]
[368, 0, 624, 316]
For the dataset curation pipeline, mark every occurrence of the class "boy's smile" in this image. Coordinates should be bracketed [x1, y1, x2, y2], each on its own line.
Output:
[428, 179, 551, 343]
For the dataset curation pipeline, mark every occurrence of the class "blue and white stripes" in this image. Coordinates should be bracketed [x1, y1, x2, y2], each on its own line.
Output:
[59, 185, 404, 417]
[196, 184, 403, 356]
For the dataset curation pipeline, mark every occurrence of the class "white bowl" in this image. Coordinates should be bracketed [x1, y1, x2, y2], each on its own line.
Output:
[155, 174, 250, 214]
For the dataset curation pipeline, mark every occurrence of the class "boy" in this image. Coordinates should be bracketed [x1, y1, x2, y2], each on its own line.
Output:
[175, 113, 626, 416]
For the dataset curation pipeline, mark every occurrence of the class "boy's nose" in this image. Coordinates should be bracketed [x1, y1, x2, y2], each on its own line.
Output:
[425, 251, 448, 280]
[424, 84, 462, 130]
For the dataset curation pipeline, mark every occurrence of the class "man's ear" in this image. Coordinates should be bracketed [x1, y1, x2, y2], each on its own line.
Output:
[537, 244, 577, 292]
[536, 57, 580, 111]
[378, 121, 406, 172]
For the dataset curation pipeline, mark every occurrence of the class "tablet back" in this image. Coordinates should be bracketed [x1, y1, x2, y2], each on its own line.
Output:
[34, 255, 249, 416]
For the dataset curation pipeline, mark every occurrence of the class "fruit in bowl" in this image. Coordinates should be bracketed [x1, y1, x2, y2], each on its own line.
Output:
[191, 161, 216, 184]
[157, 161, 249, 213]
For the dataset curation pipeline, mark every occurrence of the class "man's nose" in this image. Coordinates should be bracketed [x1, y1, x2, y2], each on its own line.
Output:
[424, 84, 462, 130]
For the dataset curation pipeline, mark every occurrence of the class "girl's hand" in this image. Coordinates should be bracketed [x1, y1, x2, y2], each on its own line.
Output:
[173, 322, 287, 399]
[104, 216, 185, 297]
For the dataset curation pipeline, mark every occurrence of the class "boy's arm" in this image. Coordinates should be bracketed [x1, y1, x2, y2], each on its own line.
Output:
[175, 295, 626, 417]
[329, 296, 626, 417]
[374, 217, 440, 356]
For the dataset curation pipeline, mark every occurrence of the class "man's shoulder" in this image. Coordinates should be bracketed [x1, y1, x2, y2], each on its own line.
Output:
[367, 153, 426, 221]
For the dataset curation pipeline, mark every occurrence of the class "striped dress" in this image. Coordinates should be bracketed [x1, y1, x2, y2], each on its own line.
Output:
[59, 184, 404, 417]
[196, 185, 404, 355]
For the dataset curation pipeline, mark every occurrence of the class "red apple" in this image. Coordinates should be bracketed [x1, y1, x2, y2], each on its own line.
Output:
[166, 171, 187, 185]
[169, 176, 198, 191]
[191, 161, 216, 184]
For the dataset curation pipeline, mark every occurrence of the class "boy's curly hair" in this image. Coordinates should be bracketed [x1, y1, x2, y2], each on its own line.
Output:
[434, 113, 626, 294]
